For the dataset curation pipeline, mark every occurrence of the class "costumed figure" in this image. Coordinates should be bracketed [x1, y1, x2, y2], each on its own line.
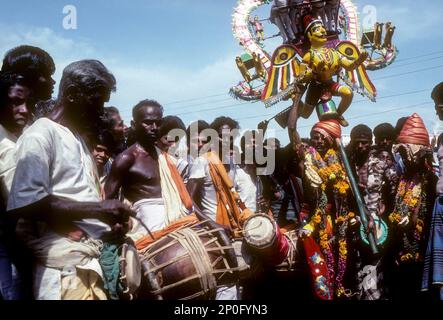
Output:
[297, 15, 370, 127]
[296, 119, 357, 299]
[387, 113, 437, 299]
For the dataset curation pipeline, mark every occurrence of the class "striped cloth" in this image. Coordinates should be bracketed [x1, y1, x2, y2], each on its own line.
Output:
[422, 196, 443, 292]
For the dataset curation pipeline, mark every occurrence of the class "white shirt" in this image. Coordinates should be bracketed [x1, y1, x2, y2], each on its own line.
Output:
[231, 165, 257, 212]
[0, 124, 18, 204]
[7, 118, 110, 239]
[188, 156, 218, 221]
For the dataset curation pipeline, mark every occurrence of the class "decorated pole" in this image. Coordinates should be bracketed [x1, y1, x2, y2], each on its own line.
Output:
[335, 138, 379, 255]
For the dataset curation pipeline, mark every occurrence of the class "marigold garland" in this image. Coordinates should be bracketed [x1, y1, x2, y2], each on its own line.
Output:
[389, 175, 427, 263]
[302, 147, 353, 298]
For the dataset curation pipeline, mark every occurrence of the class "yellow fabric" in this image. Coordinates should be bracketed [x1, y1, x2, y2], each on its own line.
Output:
[202, 152, 252, 231]
[157, 148, 190, 224]
[163, 152, 193, 210]
[61, 268, 107, 300]
[135, 213, 199, 250]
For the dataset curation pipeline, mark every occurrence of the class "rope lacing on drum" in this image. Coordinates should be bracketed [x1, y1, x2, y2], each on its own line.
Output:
[169, 228, 218, 299]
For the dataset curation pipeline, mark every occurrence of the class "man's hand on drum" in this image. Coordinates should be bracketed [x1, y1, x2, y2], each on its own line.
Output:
[99, 199, 136, 234]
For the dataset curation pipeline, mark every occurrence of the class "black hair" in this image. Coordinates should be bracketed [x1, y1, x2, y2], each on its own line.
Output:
[104, 106, 120, 117]
[210, 116, 240, 133]
[431, 82, 443, 104]
[186, 120, 210, 148]
[159, 115, 186, 137]
[132, 99, 163, 121]
[94, 129, 116, 151]
[373, 122, 395, 140]
[350, 124, 372, 140]
[394, 117, 408, 138]
[1, 45, 55, 77]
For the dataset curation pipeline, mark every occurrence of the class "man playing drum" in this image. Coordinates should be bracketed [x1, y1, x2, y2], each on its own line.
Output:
[105, 100, 193, 240]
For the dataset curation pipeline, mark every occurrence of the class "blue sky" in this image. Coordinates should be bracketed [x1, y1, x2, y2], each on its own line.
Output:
[1, 0, 442, 144]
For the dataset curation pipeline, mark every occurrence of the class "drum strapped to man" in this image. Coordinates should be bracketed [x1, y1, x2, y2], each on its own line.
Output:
[274, 229, 304, 273]
[242, 214, 290, 265]
[138, 220, 242, 300]
[118, 238, 142, 299]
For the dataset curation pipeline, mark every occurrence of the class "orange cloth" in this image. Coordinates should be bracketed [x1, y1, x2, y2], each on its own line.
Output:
[135, 213, 199, 250]
[163, 152, 193, 210]
[312, 119, 342, 142]
[202, 152, 252, 230]
[396, 113, 430, 146]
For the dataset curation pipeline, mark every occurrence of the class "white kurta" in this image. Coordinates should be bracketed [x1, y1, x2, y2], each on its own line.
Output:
[7, 118, 109, 299]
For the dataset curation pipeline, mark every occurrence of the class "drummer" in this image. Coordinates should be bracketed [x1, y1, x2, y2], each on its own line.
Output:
[104, 100, 193, 240]
[345, 124, 398, 300]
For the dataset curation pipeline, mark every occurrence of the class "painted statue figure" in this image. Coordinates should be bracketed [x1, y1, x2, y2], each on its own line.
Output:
[298, 16, 369, 127]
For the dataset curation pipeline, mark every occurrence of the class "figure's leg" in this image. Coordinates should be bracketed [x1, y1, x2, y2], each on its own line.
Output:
[332, 83, 353, 126]
[302, 83, 322, 119]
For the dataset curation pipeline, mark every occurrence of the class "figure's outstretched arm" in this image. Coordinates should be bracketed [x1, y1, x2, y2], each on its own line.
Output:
[339, 50, 369, 71]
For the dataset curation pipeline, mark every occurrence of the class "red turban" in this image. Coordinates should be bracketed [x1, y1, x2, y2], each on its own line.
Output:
[396, 113, 430, 146]
[311, 119, 342, 142]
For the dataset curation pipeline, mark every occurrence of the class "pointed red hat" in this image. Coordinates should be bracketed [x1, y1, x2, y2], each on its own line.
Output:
[303, 15, 323, 34]
[396, 113, 430, 146]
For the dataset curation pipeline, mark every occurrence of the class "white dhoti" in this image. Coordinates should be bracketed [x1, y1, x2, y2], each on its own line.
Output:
[129, 198, 167, 241]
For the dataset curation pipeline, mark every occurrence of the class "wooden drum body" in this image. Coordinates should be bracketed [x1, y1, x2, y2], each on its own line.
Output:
[139, 222, 239, 300]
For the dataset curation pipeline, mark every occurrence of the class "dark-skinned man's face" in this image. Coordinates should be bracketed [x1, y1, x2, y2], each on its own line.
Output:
[217, 124, 235, 156]
[5, 83, 31, 132]
[435, 102, 443, 121]
[92, 144, 110, 167]
[352, 137, 372, 157]
[111, 113, 126, 141]
[35, 73, 55, 101]
[70, 85, 111, 134]
[134, 106, 163, 144]
[310, 131, 331, 155]
[375, 136, 393, 151]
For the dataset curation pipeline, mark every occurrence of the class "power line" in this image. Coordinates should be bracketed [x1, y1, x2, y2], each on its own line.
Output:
[177, 87, 432, 118]
[157, 50, 443, 107]
[274, 101, 431, 133]
[393, 50, 443, 63]
[384, 55, 443, 70]
[373, 64, 443, 81]
[234, 89, 429, 122]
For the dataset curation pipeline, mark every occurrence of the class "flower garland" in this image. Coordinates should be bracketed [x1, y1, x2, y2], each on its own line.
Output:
[388, 175, 427, 263]
[303, 147, 353, 298]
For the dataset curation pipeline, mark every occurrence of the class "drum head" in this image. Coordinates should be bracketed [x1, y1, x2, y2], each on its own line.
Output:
[122, 243, 142, 294]
[360, 217, 388, 246]
[243, 214, 276, 249]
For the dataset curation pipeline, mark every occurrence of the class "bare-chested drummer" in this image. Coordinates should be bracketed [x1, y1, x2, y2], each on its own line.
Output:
[104, 99, 192, 239]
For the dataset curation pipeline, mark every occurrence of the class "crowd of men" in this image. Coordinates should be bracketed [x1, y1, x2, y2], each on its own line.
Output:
[0, 45, 442, 300]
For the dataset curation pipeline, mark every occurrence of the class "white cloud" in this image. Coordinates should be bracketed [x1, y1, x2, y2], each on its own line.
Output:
[0, 23, 241, 124]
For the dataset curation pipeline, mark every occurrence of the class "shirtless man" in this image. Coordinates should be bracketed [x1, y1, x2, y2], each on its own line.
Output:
[104, 99, 165, 235]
